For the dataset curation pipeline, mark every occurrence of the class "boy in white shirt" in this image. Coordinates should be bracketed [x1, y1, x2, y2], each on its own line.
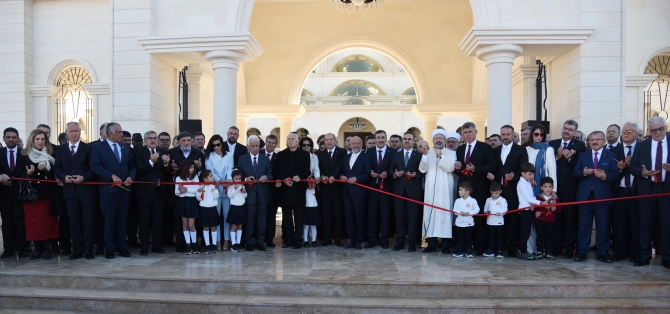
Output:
[452, 182, 480, 258]
[517, 162, 551, 260]
[483, 182, 508, 258]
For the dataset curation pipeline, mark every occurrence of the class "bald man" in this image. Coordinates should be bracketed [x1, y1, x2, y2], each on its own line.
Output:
[340, 136, 371, 249]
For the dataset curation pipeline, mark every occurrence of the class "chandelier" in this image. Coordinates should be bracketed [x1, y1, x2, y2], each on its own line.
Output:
[331, 0, 385, 13]
[349, 118, 366, 130]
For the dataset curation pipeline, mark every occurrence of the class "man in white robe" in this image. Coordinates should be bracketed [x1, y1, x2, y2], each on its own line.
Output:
[419, 129, 457, 254]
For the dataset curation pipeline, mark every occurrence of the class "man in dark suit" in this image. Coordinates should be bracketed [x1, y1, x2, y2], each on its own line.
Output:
[273, 132, 311, 249]
[238, 135, 273, 251]
[364, 130, 393, 249]
[454, 122, 496, 256]
[389, 132, 424, 252]
[89, 122, 136, 259]
[609, 122, 640, 262]
[261, 134, 279, 247]
[133, 130, 170, 255]
[54, 122, 97, 260]
[489, 125, 528, 257]
[224, 126, 248, 168]
[571, 131, 620, 263]
[165, 131, 205, 252]
[629, 117, 670, 268]
[156, 131, 175, 248]
[0, 127, 28, 258]
[317, 133, 347, 246]
[548, 119, 586, 258]
[340, 136, 371, 250]
[93, 123, 109, 255]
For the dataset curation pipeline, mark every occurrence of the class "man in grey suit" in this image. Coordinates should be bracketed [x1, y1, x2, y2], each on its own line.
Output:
[238, 135, 273, 251]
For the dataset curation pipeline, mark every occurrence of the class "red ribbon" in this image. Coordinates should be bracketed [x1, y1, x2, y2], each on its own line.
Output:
[460, 169, 473, 177]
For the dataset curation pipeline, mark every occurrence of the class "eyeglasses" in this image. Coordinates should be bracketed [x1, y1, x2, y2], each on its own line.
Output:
[562, 127, 575, 132]
[533, 133, 543, 137]
[212, 143, 222, 147]
[621, 130, 635, 135]
[301, 144, 312, 147]
[650, 127, 666, 134]
[145, 137, 157, 141]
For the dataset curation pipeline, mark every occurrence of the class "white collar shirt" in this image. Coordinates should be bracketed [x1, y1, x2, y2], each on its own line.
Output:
[651, 136, 668, 182]
[620, 142, 636, 187]
[349, 151, 361, 169]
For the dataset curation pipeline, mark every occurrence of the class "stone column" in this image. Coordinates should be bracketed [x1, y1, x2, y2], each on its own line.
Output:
[185, 63, 204, 119]
[236, 114, 250, 146]
[204, 51, 247, 137]
[277, 114, 295, 149]
[419, 114, 439, 141]
[29, 85, 58, 142]
[516, 57, 538, 122]
[476, 44, 523, 136]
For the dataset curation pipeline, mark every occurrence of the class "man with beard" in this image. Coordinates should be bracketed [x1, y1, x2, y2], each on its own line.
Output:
[446, 133, 460, 151]
[488, 134, 501, 149]
[606, 124, 621, 150]
[344, 136, 353, 154]
[225, 126, 248, 167]
[520, 126, 532, 146]
[0, 127, 28, 258]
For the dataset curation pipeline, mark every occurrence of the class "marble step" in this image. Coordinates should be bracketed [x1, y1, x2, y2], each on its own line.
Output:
[1, 286, 670, 313]
[1, 273, 669, 299]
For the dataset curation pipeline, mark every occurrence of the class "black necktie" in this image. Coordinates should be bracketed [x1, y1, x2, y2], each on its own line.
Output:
[625, 146, 632, 187]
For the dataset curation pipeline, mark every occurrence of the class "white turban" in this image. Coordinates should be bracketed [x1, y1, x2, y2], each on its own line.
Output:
[431, 129, 448, 140]
[446, 132, 461, 141]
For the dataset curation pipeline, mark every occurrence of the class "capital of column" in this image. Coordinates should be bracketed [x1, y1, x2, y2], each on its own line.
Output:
[476, 44, 523, 66]
[29, 85, 59, 97]
[204, 50, 248, 71]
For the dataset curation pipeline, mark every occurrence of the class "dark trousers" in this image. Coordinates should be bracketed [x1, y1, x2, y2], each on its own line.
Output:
[321, 189, 344, 243]
[54, 198, 71, 251]
[138, 188, 164, 249]
[488, 225, 504, 252]
[394, 194, 420, 245]
[638, 184, 670, 262]
[99, 191, 131, 251]
[577, 192, 611, 256]
[427, 237, 449, 248]
[245, 201, 266, 245]
[66, 195, 96, 253]
[535, 221, 555, 254]
[282, 206, 304, 244]
[518, 210, 534, 253]
[94, 205, 105, 251]
[127, 196, 139, 245]
[344, 195, 365, 244]
[473, 197, 488, 254]
[1, 198, 26, 254]
[612, 187, 639, 258]
[265, 199, 278, 245]
[456, 226, 473, 253]
[161, 203, 175, 246]
[503, 196, 520, 252]
[555, 191, 577, 253]
[367, 190, 390, 244]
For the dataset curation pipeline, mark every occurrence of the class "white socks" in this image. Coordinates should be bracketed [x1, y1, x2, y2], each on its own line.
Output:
[303, 225, 317, 242]
[230, 232, 237, 245]
[236, 230, 242, 244]
[303, 225, 309, 242]
[190, 231, 196, 245]
[203, 231, 210, 246]
[210, 231, 217, 244]
[183, 231, 191, 244]
[310, 225, 317, 241]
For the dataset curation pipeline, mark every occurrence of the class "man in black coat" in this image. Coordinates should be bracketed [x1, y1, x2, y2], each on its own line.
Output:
[317, 133, 347, 246]
[273, 132, 311, 249]
[0, 127, 28, 258]
[224, 126, 248, 168]
[261, 134, 280, 247]
[548, 119, 586, 258]
[365, 130, 394, 249]
[454, 122, 496, 256]
[54, 122, 98, 260]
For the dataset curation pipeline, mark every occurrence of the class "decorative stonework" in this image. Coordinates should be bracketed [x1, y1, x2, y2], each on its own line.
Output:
[459, 27, 594, 57]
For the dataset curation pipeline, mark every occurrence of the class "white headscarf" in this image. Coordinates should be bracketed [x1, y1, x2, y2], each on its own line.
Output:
[431, 129, 448, 140]
[446, 132, 461, 142]
[28, 147, 55, 171]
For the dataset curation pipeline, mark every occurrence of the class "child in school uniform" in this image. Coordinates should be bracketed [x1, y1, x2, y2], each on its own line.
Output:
[303, 182, 321, 248]
[483, 182, 508, 258]
[452, 182, 479, 258]
[197, 170, 221, 254]
[227, 169, 247, 253]
[517, 162, 551, 260]
[174, 159, 200, 255]
[535, 177, 561, 260]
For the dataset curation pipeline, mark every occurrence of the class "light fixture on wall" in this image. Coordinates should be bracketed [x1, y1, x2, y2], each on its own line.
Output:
[331, 0, 384, 13]
[350, 118, 366, 130]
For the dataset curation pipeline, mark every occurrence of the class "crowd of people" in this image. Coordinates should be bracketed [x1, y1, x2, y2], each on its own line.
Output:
[0, 117, 668, 270]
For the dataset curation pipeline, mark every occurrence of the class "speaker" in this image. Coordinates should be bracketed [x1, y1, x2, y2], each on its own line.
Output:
[179, 119, 202, 135]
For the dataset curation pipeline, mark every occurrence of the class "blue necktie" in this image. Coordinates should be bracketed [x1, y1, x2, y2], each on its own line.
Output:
[113, 144, 121, 163]
[404, 151, 409, 167]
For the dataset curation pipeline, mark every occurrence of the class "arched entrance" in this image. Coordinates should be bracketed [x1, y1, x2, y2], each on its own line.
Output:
[643, 55, 670, 131]
[54, 66, 94, 143]
[337, 117, 376, 148]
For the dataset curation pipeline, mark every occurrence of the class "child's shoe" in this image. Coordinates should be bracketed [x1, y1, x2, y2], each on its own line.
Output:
[231, 244, 239, 253]
[185, 244, 193, 255]
[466, 252, 474, 258]
[517, 250, 535, 260]
[205, 246, 211, 254]
[452, 251, 464, 258]
[303, 241, 311, 248]
[496, 252, 504, 258]
[545, 253, 555, 260]
[482, 250, 495, 257]
[534, 252, 543, 260]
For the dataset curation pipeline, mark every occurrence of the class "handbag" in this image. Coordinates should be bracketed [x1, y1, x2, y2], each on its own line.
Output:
[17, 180, 38, 202]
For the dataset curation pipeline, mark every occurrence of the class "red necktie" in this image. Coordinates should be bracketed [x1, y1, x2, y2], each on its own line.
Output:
[465, 145, 471, 165]
[71, 146, 76, 157]
[267, 153, 271, 158]
[655, 141, 663, 183]
[9, 149, 15, 172]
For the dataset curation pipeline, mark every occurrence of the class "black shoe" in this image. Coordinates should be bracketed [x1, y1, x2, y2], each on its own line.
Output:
[355, 244, 362, 250]
[140, 249, 148, 256]
[311, 241, 320, 247]
[597, 255, 613, 263]
[282, 240, 294, 248]
[303, 242, 310, 248]
[408, 245, 416, 252]
[292, 243, 302, 249]
[564, 251, 574, 259]
[194, 246, 201, 254]
[119, 249, 132, 257]
[176, 246, 185, 252]
[630, 255, 639, 263]
[442, 247, 451, 254]
[320, 240, 330, 247]
[589, 244, 597, 251]
[392, 243, 404, 251]
[422, 246, 436, 253]
[612, 254, 629, 262]
[105, 251, 115, 259]
[381, 243, 389, 249]
[17, 252, 28, 258]
[266, 242, 276, 248]
[256, 244, 267, 251]
[85, 251, 95, 260]
[573, 253, 587, 262]
[30, 252, 41, 260]
[152, 248, 166, 254]
[334, 240, 343, 247]
[365, 242, 376, 249]
[0, 250, 15, 259]
[634, 259, 651, 267]
[246, 244, 255, 252]
[345, 242, 356, 249]
[95, 248, 105, 256]
[42, 250, 52, 260]
[62, 248, 72, 256]
[69, 252, 83, 260]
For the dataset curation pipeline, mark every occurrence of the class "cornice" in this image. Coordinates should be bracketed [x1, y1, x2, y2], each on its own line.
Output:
[626, 74, 658, 87]
[138, 32, 263, 61]
[29, 85, 58, 97]
[459, 27, 594, 57]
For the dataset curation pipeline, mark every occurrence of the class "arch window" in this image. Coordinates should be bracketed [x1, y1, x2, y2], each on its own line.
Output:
[330, 80, 385, 96]
[332, 54, 384, 72]
[402, 87, 417, 104]
[55, 66, 93, 143]
[343, 96, 372, 106]
[644, 55, 670, 129]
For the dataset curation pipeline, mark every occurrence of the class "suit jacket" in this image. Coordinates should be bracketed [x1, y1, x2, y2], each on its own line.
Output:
[341, 152, 371, 197]
[492, 143, 528, 199]
[630, 136, 670, 197]
[132, 146, 169, 197]
[260, 149, 279, 203]
[54, 142, 97, 199]
[237, 153, 273, 204]
[90, 140, 136, 194]
[365, 146, 394, 192]
[455, 141, 496, 201]
[610, 143, 638, 193]
[388, 149, 424, 198]
[549, 138, 587, 195]
[273, 147, 311, 207]
[317, 147, 347, 195]
[571, 148, 620, 203]
[0, 147, 27, 200]
[225, 142, 248, 168]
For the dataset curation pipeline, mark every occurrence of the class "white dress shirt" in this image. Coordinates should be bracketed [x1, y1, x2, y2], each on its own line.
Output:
[651, 136, 668, 182]
[517, 177, 541, 208]
[6, 145, 18, 168]
[349, 151, 361, 169]
[501, 142, 512, 165]
[227, 142, 237, 156]
[620, 142, 636, 187]
[68, 141, 81, 154]
[462, 141, 476, 162]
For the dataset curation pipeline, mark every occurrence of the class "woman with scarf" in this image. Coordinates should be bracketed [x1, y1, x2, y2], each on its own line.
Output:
[22, 129, 60, 260]
[524, 124, 557, 257]
[204, 134, 234, 251]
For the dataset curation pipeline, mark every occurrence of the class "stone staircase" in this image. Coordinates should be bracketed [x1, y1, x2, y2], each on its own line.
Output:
[0, 273, 669, 313]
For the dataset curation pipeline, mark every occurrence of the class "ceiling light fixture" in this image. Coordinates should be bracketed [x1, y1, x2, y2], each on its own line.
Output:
[331, 0, 384, 13]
